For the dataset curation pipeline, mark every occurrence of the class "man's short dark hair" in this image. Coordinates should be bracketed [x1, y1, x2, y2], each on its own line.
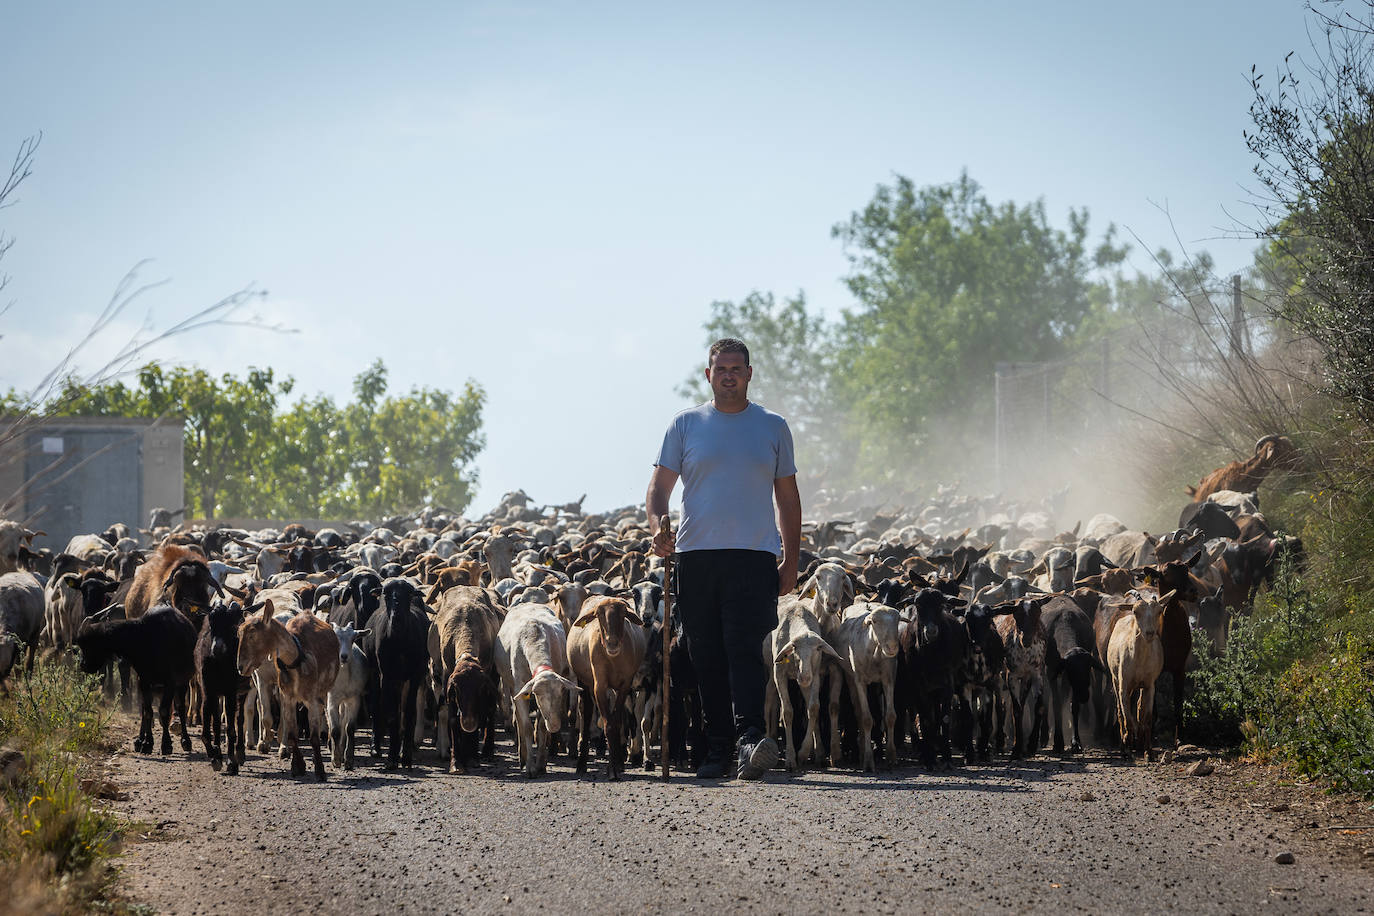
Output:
[708, 338, 750, 367]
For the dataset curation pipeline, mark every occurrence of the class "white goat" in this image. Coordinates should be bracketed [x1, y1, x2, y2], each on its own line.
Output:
[495, 602, 579, 777]
[828, 601, 901, 772]
[327, 622, 371, 770]
[764, 595, 846, 770]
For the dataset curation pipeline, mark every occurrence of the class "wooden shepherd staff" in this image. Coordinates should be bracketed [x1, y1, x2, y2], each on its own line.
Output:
[659, 514, 673, 780]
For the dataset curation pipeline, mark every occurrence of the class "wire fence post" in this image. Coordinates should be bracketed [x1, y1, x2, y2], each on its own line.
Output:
[1230, 274, 1244, 359]
[994, 362, 1007, 493]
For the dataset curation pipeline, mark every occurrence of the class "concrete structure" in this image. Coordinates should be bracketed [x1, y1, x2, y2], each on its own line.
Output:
[0, 416, 184, 551]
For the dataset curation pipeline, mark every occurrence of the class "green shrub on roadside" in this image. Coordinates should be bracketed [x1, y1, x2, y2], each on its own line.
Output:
[1267, 635, 1374, 794]
[0, 663, 122, 913]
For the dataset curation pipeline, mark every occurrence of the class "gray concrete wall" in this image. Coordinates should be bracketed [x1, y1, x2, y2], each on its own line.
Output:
[140, 419, 185, 528]
[0, 416, 184, 544]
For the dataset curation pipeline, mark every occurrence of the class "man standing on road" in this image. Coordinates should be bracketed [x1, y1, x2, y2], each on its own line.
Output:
[647, 338, 802, 780]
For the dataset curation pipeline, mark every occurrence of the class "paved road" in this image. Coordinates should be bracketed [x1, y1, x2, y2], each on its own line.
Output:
[111, 739, 1374, 915]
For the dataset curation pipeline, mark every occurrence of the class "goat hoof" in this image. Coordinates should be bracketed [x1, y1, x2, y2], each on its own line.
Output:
[210, 756, 223, 772]
[225, 762, 238, 776]
[256, 741, 270, 754]
[161, 740, 173, 756]
[291, 761, 307, 778]
[315, 769, 327, 782]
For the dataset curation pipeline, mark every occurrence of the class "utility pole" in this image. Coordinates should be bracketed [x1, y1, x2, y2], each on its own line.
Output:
[994, 363, 1006, 493]
[1230, 274, 1244, 359]
[1101, 337, 1111, 423]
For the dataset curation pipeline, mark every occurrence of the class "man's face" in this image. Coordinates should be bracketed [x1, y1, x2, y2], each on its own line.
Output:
[706, 351, 752, 404]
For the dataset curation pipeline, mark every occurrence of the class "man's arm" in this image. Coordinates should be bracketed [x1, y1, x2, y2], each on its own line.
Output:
[647, 465, 680, 558]
[774, 474, 801, 595]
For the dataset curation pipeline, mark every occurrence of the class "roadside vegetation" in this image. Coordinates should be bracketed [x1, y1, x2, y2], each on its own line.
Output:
[1182, 417, 1374, 794]
[0, 663, 123, 915]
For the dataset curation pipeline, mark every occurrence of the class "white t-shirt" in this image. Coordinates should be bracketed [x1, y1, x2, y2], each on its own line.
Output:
[654, 401, 796, 555]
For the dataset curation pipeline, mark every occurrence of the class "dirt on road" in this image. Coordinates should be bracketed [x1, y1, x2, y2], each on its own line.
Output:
[107, 736, 1374, 915]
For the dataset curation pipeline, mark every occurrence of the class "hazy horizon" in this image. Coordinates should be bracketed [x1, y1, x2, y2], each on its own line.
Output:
[1, 0, 1313, 521]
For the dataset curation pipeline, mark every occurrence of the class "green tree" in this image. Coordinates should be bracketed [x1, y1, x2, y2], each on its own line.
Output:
[1247, 1, 1374, 423]
[332, 360, 485, 518]
[829, 171, 1126, 478]
[26, 360, 485, 519]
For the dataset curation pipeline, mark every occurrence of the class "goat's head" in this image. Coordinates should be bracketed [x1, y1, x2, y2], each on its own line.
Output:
[1131, 591, 1173, 638]
[446, 655, 495, 734]
[993, 595, 1050, 647]
[801, 562, 855, 620]
[331, 622, 369, 664]
[572, 596, 643, 656]
[235, 598, 278, 675]
[204, 600, 246, 661]
[161, 558, 222, 615]
[774, 634, 842, 690]
[75, 571, 121, 621]
[1254, 434, 1298, 469]
[0, 522, 42, 575]
[514, 667, 580, 733]
[379, 577, 422, 617]
[962, 603, 996, 646]
[864, 605, 902, 659]
[911, 588, 948, 649]
[1196, 587, 1228, 656]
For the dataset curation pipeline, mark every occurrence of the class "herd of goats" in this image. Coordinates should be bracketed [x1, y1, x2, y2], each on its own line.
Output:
[0, 434, 1301, 781]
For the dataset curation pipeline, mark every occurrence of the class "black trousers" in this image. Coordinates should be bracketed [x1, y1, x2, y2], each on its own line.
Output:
[675, 549, 779, 752]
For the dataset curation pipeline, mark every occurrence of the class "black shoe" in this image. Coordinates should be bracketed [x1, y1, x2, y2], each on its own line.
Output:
[696, 757, 729, 779]
[736, 730, 778, 780]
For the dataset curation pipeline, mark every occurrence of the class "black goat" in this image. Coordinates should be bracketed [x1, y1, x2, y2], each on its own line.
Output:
[1040, 597, 1105, 754]
[195, 600, 252, 774]
[906, 588, 969, 769]
[75, 604, 196, 755]
[363, 578, 431, 769]
[955, 603, 1004, 763]
[330, 570, 382, 629]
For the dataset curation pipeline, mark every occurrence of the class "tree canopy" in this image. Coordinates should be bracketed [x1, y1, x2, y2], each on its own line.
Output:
[1246, 1, 1374, 423]
[11, 360, 485, 519]
[687, 172, 1129, 489]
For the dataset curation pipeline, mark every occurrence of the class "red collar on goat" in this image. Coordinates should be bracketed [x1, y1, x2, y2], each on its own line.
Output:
[531, 663, 554, 676]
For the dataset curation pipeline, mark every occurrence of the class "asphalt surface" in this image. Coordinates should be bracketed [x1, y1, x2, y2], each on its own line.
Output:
[107, 731, 1374, 915]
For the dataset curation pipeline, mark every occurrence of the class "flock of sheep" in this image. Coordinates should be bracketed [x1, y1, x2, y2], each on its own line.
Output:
[0, 435, 1299, 780]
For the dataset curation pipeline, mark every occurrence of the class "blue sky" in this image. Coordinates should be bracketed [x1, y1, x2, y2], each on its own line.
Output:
[1, 0, 1314, 515]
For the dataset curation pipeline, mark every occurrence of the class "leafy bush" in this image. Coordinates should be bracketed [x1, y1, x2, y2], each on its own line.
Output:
[0, 663, 122, 913]
[1267, 635, 1374, 794]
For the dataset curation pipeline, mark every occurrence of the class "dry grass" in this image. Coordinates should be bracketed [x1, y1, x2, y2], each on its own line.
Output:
[0, 660, 125, 914]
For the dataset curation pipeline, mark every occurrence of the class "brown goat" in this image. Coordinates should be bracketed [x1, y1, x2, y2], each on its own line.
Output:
[424, 566, 480, 607]
[1186, 435, 1297, 502]
[567, 595, 646, 780]
[236, 599, 340, 780]
[125, 544, 221, 620]
[429, 586, 502, 772]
